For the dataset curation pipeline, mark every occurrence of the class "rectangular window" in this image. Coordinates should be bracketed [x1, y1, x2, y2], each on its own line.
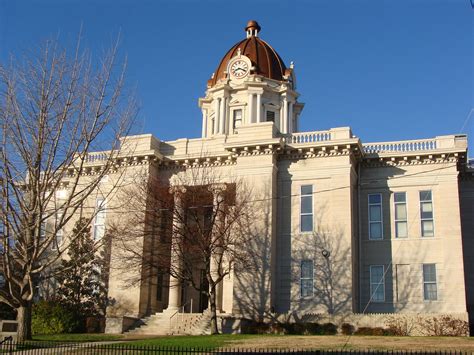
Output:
[394, 192, 407, 238]
[368, 194, 383, 240]
[300, 260, 313, 297]
[156, 268, 164, 302]
[423, 264, 438, 301]
[266, 110, 275, 122]
[370, 265, 385, 302]
[420, 190, 434, 237]
[93, 198, 106, 241]
[233, 109, 242, 129]
[300, 185, 313, 232]
[51, 213, 63, 250]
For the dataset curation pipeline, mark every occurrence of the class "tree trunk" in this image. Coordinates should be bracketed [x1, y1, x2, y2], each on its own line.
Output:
[209, 285, 219, 335]
[17, 303, 32, 341]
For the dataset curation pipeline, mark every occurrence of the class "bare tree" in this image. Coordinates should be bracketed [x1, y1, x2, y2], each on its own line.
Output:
[109, 168, 254, 335]
[0, 35, 136, 340]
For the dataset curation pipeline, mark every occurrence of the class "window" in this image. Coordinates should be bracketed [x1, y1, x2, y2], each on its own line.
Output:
[156, 267, 164, 301]
[233, 109, 242, 129]
[266, 110, 275, 122]
[300, 185, 313, 232]
[423, 264, 437, 301]
[51, 213, 63, 250]
[93, 198, 106, 241]
[394, 192, 407, 238]
[368, 194, 383, 240]
[370, 265, 385, 302]
[40, 221, 46, 239]
[0, 273, 5, 288]
[420, 191, 434, 237]
[300, 260, 313, 297]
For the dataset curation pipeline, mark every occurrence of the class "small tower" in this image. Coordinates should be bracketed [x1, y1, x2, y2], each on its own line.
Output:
[198, 20, 304, 138]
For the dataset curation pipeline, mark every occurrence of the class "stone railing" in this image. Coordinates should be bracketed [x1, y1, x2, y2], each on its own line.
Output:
[84, 151, 111, 163]
[287, 130, 332, 144]
[284, 127, 354, 145]
[363, 138, 437, 154]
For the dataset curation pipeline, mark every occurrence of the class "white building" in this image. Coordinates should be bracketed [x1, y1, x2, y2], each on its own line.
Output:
[80, 21, 473, 335]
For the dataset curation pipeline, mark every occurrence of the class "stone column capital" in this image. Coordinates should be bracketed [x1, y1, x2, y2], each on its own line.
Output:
[169, 185, 187, 196]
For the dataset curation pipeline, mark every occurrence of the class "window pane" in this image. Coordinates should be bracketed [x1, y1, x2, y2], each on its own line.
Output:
[371, 285, 384, 302]
[395, 204, 407, 220]
[396, 221, 407, 238]
[424, 283, 437, 300]
[420, 190, 432, 201]
[301, 279, 313, 297]
[369, 194, 381, 204]
[301, 185, 312, 195]
[233, 109, 242, 120]
[94, 225, 105, 241]
[394, 192, 406, 203]
[371, 266, 384, 282]
[370, 222, 382, 239]
[301, 260, 313, 278]
[301, 215, 313, 232]
[369, 205, 381, 221]
[422, 220, 434, 237]
[96, 212, 106, 225]
[301, 196, 312, 214]
[421, 202, 433, 215]
[423, 264, 436, 282]
[0, 274, 5, 288]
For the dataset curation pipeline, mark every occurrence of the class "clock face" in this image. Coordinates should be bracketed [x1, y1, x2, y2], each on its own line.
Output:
[230, 60, 249, 78]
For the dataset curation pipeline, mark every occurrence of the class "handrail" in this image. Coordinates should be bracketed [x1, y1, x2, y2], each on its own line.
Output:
[169, 309, 180, 333]
[169, 298, 194, 334]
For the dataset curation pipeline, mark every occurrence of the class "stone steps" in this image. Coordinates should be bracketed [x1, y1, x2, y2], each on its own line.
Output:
[126, 310, 212, 335]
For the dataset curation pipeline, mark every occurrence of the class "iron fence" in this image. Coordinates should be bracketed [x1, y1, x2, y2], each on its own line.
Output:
[0, 341, 469, 355]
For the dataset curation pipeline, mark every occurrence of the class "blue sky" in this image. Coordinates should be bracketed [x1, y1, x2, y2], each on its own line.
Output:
[1, 0, 472, 154]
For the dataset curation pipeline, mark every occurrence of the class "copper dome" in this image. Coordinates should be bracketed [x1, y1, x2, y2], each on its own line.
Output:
[209, 21, 287, 87]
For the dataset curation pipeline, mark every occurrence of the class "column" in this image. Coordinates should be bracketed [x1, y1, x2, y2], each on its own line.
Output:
[282, 97, 288, 134]
[219, 97, 226, 134]
[167, 186, 186, 310]
[209, 183, 227, 313]
[288, 102, 294, 133]
[248, 93, 254, 124]
[213, 98, 220, 135]
[202, 109, 207, 138]
[256, 93, 262, 123]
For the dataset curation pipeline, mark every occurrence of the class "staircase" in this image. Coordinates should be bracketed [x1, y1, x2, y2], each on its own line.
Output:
[126, 309, 213, 335]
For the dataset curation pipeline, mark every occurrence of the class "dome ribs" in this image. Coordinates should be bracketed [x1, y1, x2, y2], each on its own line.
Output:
[209, 22, 287, 86]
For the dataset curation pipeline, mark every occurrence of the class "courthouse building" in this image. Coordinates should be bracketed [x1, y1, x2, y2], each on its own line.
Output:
[82, 21, 474, 334]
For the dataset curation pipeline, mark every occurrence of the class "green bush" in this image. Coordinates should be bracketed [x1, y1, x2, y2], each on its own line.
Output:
[341, 323, 355, 335]
[32, 300, 83, 335]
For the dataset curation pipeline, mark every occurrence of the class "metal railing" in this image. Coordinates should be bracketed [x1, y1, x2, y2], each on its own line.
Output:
[169, 299, 194, 333]
[0, 341, 469, 354]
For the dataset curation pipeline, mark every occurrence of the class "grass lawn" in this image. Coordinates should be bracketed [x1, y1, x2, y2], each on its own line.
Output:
[116, 334, 474, 351]
[31, 334, 474, 352]
[119, 334, 261, 349]
[32, 333, 124, 342]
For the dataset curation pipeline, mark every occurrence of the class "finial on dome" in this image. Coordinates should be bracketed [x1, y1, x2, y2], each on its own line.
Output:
[245, 20, 261, 38]
[290, 61, 294, 69]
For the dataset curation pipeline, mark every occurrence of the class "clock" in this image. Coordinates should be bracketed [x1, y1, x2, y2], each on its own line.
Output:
[229, 58, 250, 79]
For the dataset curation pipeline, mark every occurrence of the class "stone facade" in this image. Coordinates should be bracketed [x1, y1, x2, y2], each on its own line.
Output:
[72, 21, 474, 334]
